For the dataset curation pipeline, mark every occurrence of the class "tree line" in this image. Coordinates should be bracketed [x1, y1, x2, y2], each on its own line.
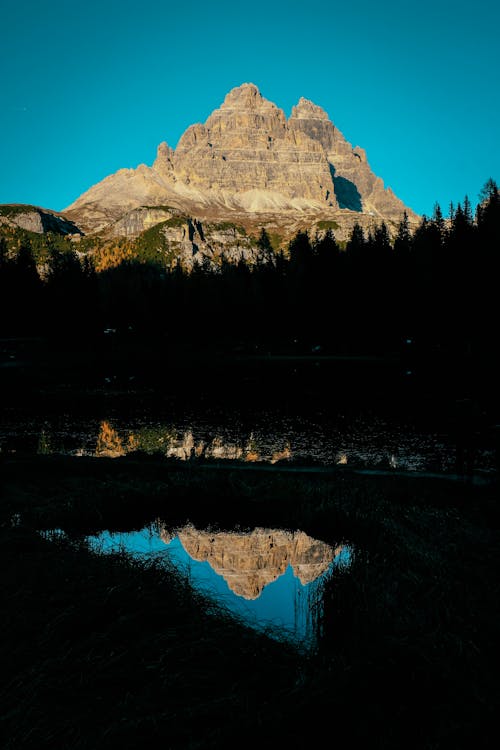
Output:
[1, 179, 498, 364]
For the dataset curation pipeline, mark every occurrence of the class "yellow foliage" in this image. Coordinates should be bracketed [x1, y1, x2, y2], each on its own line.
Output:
[245, 450, 261, 463]
[96, 420, 124, 457]
[94, 243, 135, 272]
[270, 442, 292, 464]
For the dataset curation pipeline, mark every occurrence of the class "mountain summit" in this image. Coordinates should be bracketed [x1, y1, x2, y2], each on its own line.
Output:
[65, 83, 417, 236]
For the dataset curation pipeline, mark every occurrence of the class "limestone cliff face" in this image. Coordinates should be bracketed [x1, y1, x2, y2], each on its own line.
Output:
[109, 206, 177, 237]
[64, 83, 418, 237]
[0, 205, 82, 235]
[160, 525, 343, 600]
[153, 216, 259, 269]
[289, 97, 410, 219]
[171, 84, 337, 208]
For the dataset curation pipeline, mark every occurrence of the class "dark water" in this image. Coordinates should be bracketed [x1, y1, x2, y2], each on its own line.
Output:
[84, 522, 352, 649]
[1, 405, 497, 475]
[1, 356, 498, 474]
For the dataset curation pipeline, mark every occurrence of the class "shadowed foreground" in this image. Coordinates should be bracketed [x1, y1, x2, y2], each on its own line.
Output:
[1, 454, 498, 748]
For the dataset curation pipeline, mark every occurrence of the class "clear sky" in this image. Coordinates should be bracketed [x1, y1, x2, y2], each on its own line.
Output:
[1, 0, 499, 217]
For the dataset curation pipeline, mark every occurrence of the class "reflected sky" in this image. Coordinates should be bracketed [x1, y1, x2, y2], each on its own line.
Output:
[88, 524, 352, 648]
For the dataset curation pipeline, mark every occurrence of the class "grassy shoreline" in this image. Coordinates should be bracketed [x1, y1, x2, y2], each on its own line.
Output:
[1, 454, 498, 748]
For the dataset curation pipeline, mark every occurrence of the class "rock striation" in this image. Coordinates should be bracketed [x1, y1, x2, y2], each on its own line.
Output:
[170, 83, 337, 208]
[289, 97, 409, 218]
[160, 524, 343, 600]
[64, 83, 418, 238]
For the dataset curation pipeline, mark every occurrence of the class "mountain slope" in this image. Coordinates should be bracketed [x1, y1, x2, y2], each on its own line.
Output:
[0, 204, 82, 235]
[64, 83, 418, 237]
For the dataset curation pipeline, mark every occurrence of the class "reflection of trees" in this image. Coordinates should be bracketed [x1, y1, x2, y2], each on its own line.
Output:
[37, 429, 51, 455]
[270, 442, 291, 464]
[95, 421, 124, 457]
[91, 422, 292, 463]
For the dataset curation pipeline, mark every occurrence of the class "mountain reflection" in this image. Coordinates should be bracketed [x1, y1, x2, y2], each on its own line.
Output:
[89, 523, 351, 646]
[160, 525, 343, 600]
[94, 420, 292, 463]
[14, 412, 482, 473]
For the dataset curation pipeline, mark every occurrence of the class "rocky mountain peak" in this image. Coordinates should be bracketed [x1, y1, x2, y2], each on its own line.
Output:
[290, 97, 330, 121]
[153, 141, 175, 179]
[64, 83, 418, 236]
[219, 82, 270, 111]
[156, 141, 173, 160]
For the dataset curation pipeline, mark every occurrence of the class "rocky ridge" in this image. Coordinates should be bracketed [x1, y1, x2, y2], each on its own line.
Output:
[103, 209, 259, 269]
[0, 204, 82, 236]
[1, 84, 419, 266]
[64, 83, 418, 242]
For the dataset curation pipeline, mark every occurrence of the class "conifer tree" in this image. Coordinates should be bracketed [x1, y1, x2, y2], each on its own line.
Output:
[256, 227, 274, 265]
[478, 177, 498, 204]
[432, 203, 446, 234]
[394, 211, 412, 258]
[346, 222, 365, 261]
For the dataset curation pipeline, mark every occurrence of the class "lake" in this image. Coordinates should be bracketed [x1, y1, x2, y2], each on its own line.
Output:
[85, 522, 353, 649]
[1, 404, 496, 475]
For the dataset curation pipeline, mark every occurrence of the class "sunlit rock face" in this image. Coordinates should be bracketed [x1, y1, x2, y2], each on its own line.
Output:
[0, 205, 82, 235]
[64, 83, 418, 237]
[171, 83, 337, 208]
[160, 525, 342, 600]
[289, 97, 410, 219]
[109, 206, 177, 237]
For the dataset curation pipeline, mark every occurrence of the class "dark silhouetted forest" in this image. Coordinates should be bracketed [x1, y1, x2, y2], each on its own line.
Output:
[1, 180, 499, 374]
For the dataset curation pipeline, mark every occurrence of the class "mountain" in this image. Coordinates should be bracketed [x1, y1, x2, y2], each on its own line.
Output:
[1, 84, 419, 269]
[0, 204, 82, 236]
[64, 83, 418, 242]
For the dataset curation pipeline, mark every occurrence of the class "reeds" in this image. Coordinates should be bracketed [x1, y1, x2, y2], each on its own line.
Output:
[1, 453, 498, 748]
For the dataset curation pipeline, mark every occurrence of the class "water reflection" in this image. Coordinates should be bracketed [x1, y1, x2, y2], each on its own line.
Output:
[93, 421, 292, 464]
[88, 523, 352, 648]
[1, 412, 495, 475]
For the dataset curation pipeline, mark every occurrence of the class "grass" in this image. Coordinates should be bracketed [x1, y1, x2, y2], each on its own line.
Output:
[266, 230, 284, 251]
[0, 204, 40, 217]
[316, 220, 340, 231]
[139, 205, 177, 212]
[1, 454, 498, 748]
[1, 526, 298, 749]
[162, 216, 190, 228]
[207, 221, 247, 235]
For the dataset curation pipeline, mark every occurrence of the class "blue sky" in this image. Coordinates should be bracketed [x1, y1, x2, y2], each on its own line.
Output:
[1, 0, 498, 217]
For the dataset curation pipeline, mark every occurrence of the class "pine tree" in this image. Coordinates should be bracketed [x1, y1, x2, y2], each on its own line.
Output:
[256, 228, 274, 265]
[314, 228, 339, 266]
[478, 177, 498, 204]
[463, 195, 473, 225]
[288, 230, 312, 269]
[15, 239, 38, 280]
[11, 239, 42, 334]
[0, 236, 8, 269]
[346, 223, 366, 261]
[432, 203, 446, 234]
[373, 222, 391, 255]
[394, 211, 412, 258]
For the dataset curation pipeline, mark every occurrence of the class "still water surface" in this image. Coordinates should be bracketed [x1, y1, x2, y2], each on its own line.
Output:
[87, 523, 352, 648]
[1, 408, 496, 474]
